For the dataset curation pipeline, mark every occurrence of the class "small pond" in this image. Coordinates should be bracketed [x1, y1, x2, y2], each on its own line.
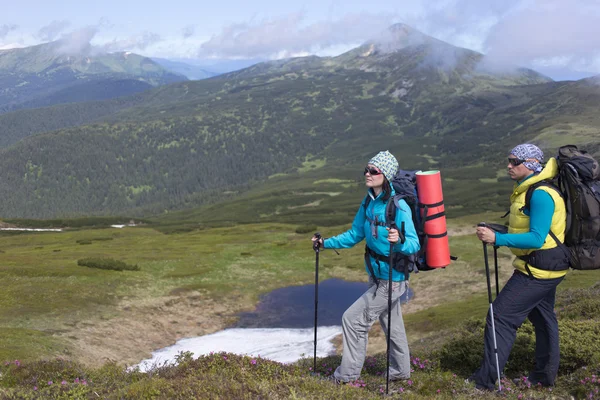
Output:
[235, 278, 414, 329]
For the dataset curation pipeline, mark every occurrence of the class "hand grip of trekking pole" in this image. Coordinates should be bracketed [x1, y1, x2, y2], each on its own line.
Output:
[313, 232, 339, 255]
[388, 222, 405, 244]
[313, 232, 321, 252]
[478, 222, 508, 234]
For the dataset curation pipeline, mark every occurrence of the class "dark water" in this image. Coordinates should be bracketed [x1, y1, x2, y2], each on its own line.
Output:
[235, 279, 414, 329]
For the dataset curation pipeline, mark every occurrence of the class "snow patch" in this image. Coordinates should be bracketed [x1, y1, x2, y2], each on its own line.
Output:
[136, 326, 342, 372]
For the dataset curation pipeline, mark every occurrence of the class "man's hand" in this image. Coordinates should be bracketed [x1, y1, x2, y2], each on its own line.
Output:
[476, 226, 496, 244]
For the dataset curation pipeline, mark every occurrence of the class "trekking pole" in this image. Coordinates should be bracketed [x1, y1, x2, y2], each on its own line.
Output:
[478, 224, 502, 392]
[386, 222, 405, 395]
[312, 232, 321, 374]
[493, 246, 500, 297]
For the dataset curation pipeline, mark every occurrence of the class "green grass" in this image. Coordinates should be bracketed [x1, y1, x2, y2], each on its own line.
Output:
[0, 222, 367, 362]
[2, 212, 600, 398]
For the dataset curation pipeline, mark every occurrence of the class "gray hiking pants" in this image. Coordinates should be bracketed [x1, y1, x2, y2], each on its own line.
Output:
[333, 279, 410, 382]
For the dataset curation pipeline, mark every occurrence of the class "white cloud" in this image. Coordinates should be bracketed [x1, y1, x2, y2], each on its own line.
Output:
[101, 31, 162, 53]
[37, 20, 71, 42]
[56, 27, 98, 55]
[0, 24, 18, 39]
[198, 12, 396, 59]
[402, 0, 600, 76]
[482, 0, 600, 73]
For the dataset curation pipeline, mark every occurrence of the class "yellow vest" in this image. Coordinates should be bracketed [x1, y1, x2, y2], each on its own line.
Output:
[507, 158, 568, 279]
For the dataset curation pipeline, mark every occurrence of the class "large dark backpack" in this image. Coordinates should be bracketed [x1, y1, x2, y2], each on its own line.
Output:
[363, 169, 446, 274]
[524, 145, 600, 270]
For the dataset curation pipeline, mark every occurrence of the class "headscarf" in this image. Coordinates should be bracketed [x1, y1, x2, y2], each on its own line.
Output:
[510, 144, 544, 172]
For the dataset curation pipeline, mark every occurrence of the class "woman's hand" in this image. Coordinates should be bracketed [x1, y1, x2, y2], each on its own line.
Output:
[476, 226, 496, 245]
[387, 228, 399, 244]
[311, 235, 324, 248]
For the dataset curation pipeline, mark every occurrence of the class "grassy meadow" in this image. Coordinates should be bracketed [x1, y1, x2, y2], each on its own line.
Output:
[1, 211, 600, 398]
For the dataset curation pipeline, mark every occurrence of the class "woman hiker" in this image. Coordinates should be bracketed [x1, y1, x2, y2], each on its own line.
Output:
[311, 150, 420, 383]
[470, 143, 570, 390]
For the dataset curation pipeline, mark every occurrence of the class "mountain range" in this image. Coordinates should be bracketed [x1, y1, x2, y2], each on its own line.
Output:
[0, 39, 187, 114]
[151, 58, 218, 80]
[0, 24, 598, 222]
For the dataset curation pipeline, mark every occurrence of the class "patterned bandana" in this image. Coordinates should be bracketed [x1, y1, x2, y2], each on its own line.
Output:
[368, 150, 399, 181]
[510, 144, 544, 173]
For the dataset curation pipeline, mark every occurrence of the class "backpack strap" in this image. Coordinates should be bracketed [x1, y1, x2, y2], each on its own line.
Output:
[362, 195, 372, 212]
[522, 181, 564, 248]
[364, 246, 381, 288]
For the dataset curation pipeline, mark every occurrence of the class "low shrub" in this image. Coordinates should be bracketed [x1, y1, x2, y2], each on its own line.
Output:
[77, 258, 140, 272]
[557, 286, 600, 321]
[295, 225, 318, 234]
[437, 316, 600, 377]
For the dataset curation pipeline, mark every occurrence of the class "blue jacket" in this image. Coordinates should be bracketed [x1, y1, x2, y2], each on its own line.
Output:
[323, 188, 420, 281]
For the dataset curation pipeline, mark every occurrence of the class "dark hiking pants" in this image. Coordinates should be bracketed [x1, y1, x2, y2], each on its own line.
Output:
[472, 270, 564, 390]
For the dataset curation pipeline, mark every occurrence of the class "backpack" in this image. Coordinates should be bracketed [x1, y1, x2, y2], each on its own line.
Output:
[524, 145, 600, 270]
[363, 169, 451, 275]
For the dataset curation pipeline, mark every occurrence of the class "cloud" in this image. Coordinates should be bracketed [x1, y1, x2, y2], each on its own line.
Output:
[403, 0, 600, 77]
[37, 20, 71, 42]
[0, 24, 18, 39]
[182, 25, 195, 39]
[482, 0, 600, 73]
[198, 12, 396, 58]
[55, 26, 98, 55]
[101, 31, 162, 53]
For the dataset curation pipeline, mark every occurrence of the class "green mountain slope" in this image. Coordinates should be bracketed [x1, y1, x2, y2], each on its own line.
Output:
[0, 24, 597, 220]
[0, 40, 187, 114]
[152, 58, 218, 80]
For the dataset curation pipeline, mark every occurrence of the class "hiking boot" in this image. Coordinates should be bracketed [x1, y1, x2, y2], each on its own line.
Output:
[325, 376, 348, 385]
[465, 377, 493, 392]
[386, 373, 410, 382]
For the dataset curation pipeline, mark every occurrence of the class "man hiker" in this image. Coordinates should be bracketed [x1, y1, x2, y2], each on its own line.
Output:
[470, 143, 570, 390]
[311, 150, 420, 383]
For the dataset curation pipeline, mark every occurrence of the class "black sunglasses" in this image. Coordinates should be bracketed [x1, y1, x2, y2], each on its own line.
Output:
[508, 158, 526, 166]
[364, 167, 382, 175]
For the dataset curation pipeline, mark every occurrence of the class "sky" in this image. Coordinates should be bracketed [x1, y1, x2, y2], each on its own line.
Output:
[1, 0, 599, 80]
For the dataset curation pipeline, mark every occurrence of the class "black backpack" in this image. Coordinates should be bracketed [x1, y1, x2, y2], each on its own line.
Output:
[364, 169, 450, 274]
[524, 145, 600, 270]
